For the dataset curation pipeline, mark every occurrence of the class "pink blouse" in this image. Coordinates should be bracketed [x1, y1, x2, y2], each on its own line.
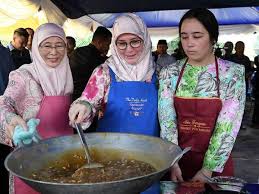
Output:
[0, 68, 43, 145]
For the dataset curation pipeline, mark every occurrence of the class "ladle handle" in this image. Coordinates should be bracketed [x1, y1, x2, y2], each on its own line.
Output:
[75, 123, 91, 164]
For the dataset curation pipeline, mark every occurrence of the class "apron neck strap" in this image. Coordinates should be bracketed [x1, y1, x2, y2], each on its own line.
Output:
[108, 67, 116, 82]
[215, 57, 220, 98]
[150, 72, 157, 83]
[174, 57, 220, 97]
[174, 59, 188, 95]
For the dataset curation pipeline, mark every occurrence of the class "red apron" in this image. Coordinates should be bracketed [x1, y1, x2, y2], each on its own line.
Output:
[14, 96, 73, 194]
[174, 58, 233, 181]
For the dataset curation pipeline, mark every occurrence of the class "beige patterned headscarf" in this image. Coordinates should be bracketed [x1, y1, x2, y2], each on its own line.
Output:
[21, 23, 73, 96]
[105, 13, 155, 81]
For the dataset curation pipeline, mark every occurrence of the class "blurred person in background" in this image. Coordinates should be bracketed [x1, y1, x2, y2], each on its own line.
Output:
[251, 55, 259, 128]
[222, 41, 233, 61]
[230, 41, 251, 95]
[152, 39, 176, 73]
[66, 36, 76, 58]
[7, 28, 31, 69]
[69, 27, 112, 133]
[0, 42, 15, 194]
[25, 27, 34, 51]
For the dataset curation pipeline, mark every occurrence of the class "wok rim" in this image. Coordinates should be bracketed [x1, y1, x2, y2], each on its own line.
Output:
[5, 132, 177, 186]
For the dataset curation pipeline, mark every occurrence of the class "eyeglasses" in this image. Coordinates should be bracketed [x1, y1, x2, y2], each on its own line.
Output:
[116, 39, 142, 50]
[39, 44, 66, 52]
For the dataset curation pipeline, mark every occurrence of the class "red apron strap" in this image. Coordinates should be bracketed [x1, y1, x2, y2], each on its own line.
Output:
[174, 59, 188, 95]
[215, 57, 220, 98]
[175, 57, 221, 97]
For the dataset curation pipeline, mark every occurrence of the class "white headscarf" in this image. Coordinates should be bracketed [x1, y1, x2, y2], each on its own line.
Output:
[105, 13, 155, 81]
[20, 23, 73, 96]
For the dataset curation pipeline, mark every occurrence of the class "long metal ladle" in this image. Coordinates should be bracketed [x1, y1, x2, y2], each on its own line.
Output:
[75, 123, 104, 170]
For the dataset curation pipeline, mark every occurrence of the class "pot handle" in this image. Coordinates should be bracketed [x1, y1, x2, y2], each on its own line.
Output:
[170, 146, 191, 167]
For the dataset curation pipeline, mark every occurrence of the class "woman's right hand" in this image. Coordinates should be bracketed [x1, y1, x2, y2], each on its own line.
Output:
[171, 163, 184, 182]
[6, 115, 27, 139]
[69, 102, 91, 124]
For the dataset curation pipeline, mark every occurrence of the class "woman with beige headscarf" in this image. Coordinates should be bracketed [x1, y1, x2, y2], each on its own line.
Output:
[69, 13, 159, 194]
[0, 23, 73, 194]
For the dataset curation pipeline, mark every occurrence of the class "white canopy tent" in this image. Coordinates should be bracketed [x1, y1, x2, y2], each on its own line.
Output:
[0, 0, 258, 59]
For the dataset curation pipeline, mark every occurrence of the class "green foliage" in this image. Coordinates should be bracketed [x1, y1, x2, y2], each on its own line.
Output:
[167, 37, 180, 54]
[75, 34, 93, 48]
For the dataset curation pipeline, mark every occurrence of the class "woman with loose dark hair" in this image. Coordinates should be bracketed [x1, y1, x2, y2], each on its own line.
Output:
[158, 8, 246, 182]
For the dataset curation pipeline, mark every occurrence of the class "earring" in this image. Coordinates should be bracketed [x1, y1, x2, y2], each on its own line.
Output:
[213, 41, 218, 52]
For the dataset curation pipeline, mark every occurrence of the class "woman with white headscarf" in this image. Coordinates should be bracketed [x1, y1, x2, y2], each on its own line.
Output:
[0, 23, 73, 194]
[69, 13, 160, 194]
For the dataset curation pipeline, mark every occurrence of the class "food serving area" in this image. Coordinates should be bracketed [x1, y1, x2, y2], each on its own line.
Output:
[5, 124, 259, 194]
[4, 100, 259, 194]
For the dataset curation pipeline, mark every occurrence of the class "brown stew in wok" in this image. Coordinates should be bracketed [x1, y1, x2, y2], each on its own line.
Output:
[31, 148, 156, 183]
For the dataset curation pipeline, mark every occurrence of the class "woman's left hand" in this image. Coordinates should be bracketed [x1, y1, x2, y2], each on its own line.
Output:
[191, 168, 212, 182]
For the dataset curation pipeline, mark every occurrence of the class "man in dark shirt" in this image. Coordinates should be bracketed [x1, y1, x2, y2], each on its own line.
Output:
[252, 55, 259, 128]
[69, 26, 112, 132]
[230, 41, 251, 75]
[222, 41, 233, 61]
[0, 44, 15, 94]
[229, 41, 251, 95]
[69, 26, 112, 101]
[7, 28, 31, 69]
[66, 36, 76, 58]
[229, 41, 252, 130]
[0, 44, 15, 194]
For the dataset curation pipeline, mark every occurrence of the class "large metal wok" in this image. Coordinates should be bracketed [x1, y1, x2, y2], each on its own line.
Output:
[5, 132, 188, 194]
